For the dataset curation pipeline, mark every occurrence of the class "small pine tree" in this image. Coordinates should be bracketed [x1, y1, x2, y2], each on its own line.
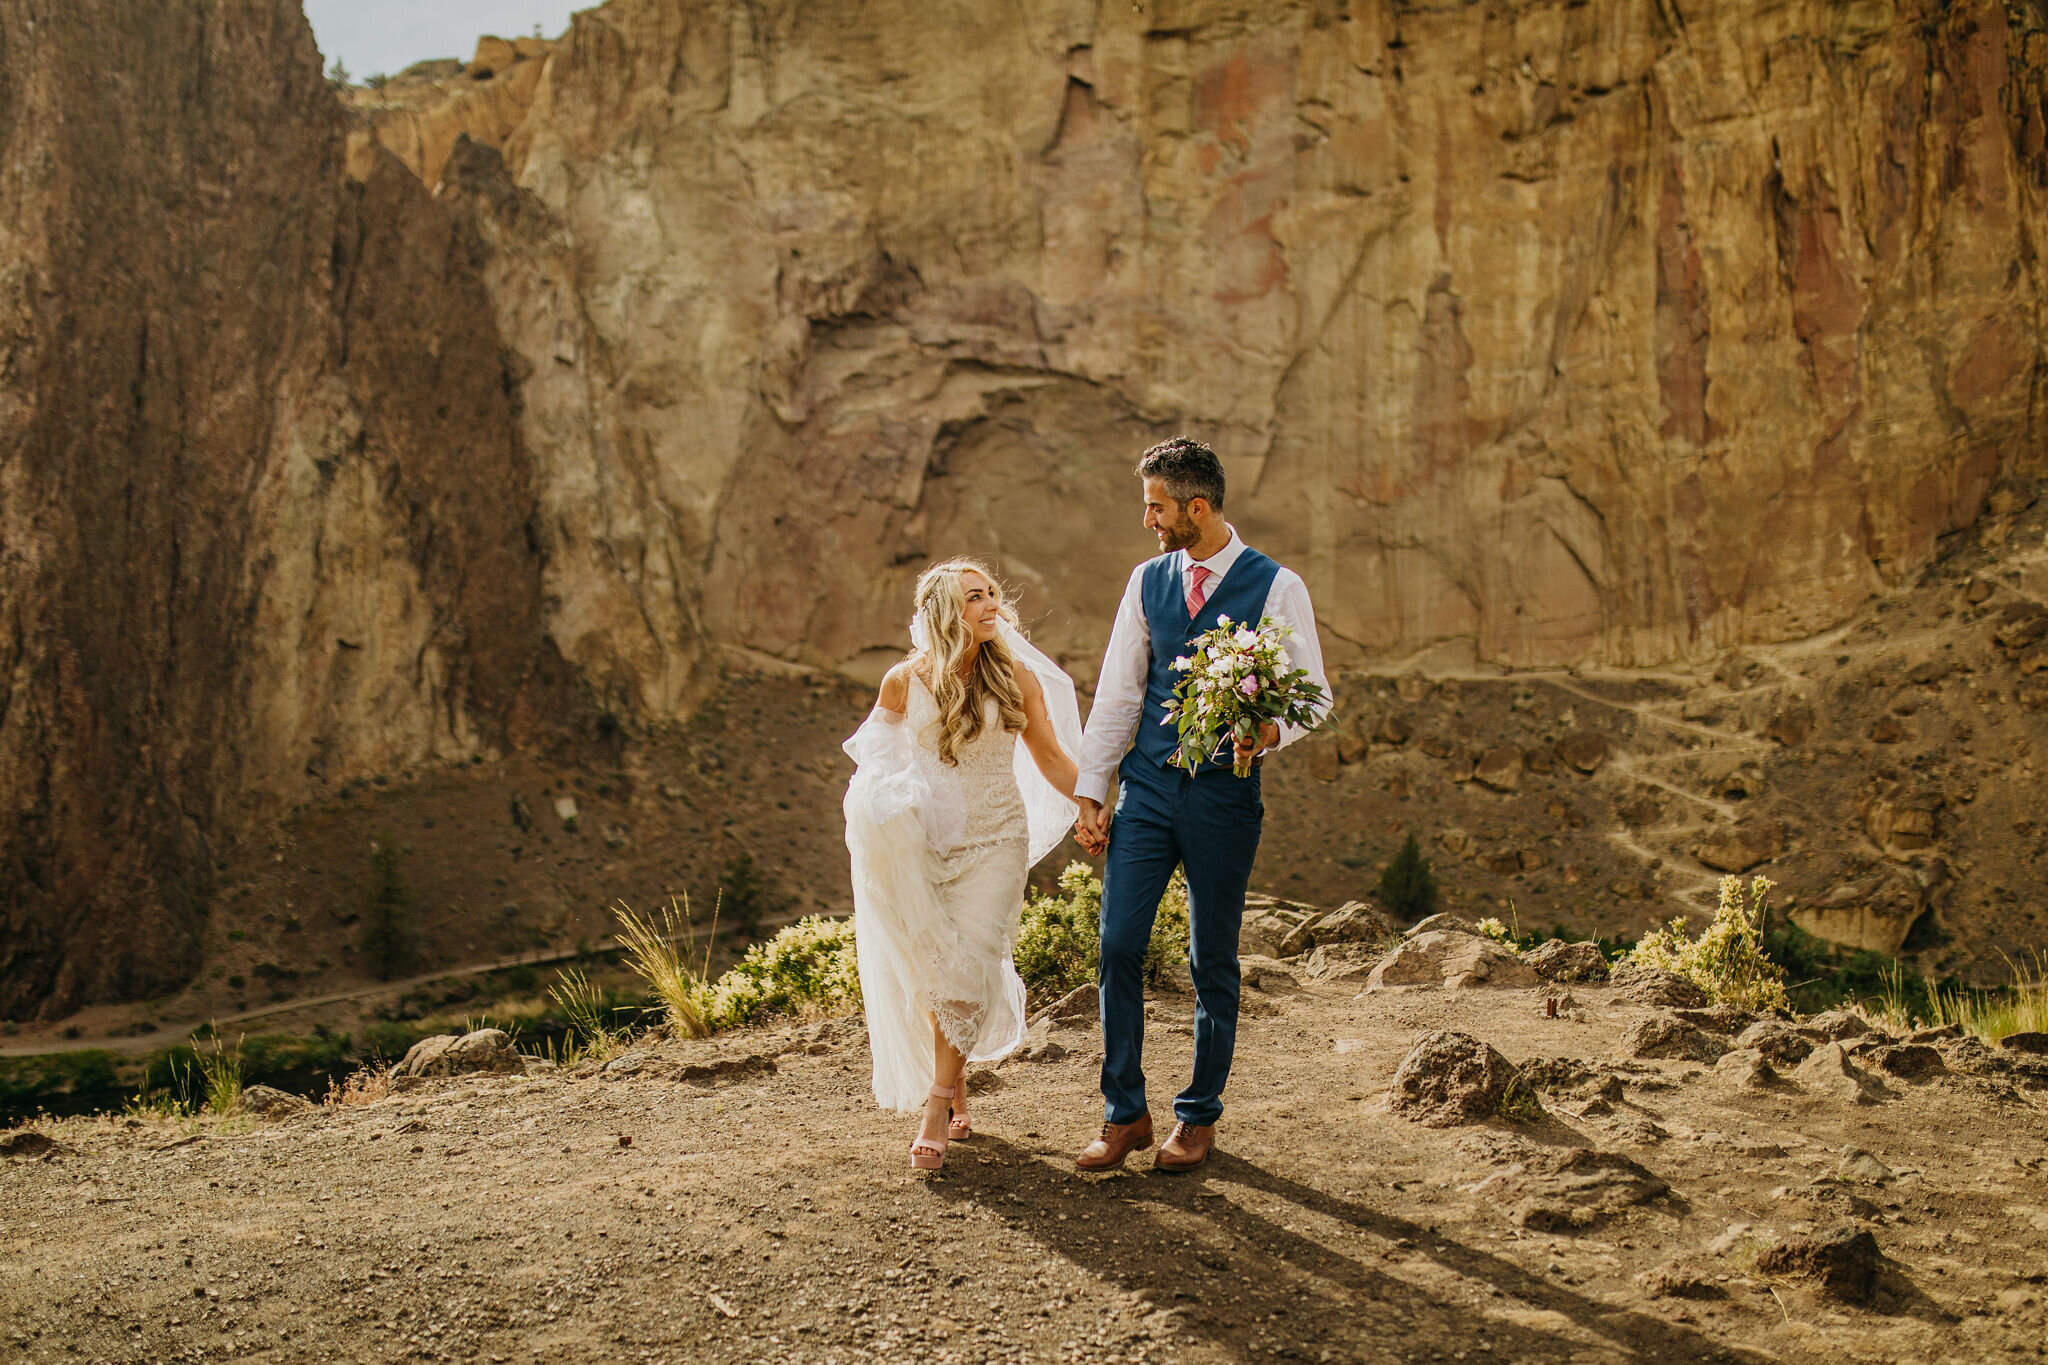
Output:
[359, 837, 414, 980]
[1377, 832, 1440, 922]
[326, 57, 352, 87]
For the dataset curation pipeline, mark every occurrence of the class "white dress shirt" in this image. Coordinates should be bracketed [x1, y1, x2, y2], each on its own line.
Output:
[1075, 526, 1331, 805]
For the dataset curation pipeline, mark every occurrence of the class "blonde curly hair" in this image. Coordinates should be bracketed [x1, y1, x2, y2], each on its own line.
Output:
[911, 559, 1027, 767]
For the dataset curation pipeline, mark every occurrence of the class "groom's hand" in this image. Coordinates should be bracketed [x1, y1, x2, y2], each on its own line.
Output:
[1234, 719, 1282, 767]
[1075, 797, 1111, 855]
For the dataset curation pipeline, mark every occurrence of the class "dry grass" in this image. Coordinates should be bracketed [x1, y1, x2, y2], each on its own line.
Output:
[613, 894, 717, 1040]
[1867, 949, 2048, 1044]
[323, 1062, 394, 1107]
[193, 1026, 245, 1115]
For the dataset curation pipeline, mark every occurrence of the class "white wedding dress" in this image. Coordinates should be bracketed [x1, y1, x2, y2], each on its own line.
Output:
[842, 621, 1082, 1112]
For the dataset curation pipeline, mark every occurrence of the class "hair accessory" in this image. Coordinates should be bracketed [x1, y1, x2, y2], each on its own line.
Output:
[909, 608, 931, 651]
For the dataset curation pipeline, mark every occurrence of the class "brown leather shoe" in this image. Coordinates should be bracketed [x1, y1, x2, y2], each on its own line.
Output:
[1075, 1114, 1153, 1170]
[1154, 1120, 1215, 1171]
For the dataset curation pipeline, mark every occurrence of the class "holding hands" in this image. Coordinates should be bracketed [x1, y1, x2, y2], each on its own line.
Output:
[1073, 797, 1110, 857]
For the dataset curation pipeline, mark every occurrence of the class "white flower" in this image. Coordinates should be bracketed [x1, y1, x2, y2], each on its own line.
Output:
[1215, 614, 1232, 626]
[1207, 657, 1233, 678]
[1171, 655, 1194, 672]
[1277, 647, 1291, 668]
[1233, 628, 1257, 649]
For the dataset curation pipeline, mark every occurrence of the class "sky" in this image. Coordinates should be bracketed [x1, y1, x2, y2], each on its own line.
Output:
[303, 1, 589, 81]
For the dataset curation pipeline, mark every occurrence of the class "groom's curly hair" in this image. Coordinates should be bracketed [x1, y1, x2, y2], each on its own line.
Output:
[1136, 436, 1225, 511]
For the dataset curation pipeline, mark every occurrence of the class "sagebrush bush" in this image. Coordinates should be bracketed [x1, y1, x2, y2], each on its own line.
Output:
[1015, 862, 1190, 1004]
[706, 915, 861, 1030]
[1623, 874, 1790, 1013]
[1017, 862, 1101, 1004]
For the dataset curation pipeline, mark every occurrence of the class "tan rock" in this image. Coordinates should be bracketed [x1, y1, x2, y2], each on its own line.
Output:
[1473, 746, 1524, 792]
[1556, 732, 1607, 774]
[1365, 930, 1541, 991]
[1693, 820, 1785, 873]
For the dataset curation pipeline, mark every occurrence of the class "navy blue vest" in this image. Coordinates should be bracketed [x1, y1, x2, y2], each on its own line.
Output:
[1125, 546, 1281, 774]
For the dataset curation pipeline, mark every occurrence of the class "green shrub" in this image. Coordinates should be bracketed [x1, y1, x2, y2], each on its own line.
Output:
[1017, 863, 1101, 1004]
[706, 916, 860, 1030]
[1016, 862, 1190, 1004]
[1377, 833, 1439, 921]
[359, 837, 414, 981]
[1623, 874, 1790, 1013]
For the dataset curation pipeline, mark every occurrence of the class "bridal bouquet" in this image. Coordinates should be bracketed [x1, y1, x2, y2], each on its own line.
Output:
[1162, 614, 1329, 777]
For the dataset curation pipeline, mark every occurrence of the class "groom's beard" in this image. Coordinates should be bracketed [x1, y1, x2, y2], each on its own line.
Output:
[1155, 512, 1198, 552]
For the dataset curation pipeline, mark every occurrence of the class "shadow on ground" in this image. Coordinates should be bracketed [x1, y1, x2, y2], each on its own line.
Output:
[923, 1134, 1769, 1363]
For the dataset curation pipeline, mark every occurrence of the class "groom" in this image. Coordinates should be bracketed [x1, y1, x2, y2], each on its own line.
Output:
[1071, 437, 1329, 1171]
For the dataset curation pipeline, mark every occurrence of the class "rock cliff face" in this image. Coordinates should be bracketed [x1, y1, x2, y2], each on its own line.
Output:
[361, 0, 2047, 690]
[2, 0, 2044, 1015]
[0, 1, 573, 1017]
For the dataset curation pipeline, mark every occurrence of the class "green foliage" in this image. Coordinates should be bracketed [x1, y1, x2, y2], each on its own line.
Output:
[326, 57, 352, 86]
[549, 967, 627, 1062]
[706, 916, 861, 1030]
[1623, 874, 1790, 1013]
[359, 837, 414, 981]
[192, 1026, 244, 1115]
[1016, 862, 1190, 1003]
[1017, 863, 1101, 1004]
[1377, 833, 1439, 922]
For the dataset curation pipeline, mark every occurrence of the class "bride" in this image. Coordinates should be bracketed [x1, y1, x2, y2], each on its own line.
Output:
[842, 559, 1086, 1170]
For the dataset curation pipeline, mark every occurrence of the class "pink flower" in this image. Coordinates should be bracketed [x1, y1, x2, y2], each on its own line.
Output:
[1238, 676, 1260, 696]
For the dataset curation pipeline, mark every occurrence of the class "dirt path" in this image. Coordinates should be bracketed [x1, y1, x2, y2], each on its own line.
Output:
[6, 974, 2044, 1364]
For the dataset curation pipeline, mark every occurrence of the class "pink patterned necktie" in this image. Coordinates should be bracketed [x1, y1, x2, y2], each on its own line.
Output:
[1186, 563, 1214, 619]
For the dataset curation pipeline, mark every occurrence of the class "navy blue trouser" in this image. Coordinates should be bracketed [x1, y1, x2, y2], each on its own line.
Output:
[1098, 758, 1263, 1127]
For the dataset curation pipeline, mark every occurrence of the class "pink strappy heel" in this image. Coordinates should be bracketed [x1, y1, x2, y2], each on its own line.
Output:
[911, 1084, 955, 1171]
[948, 1079, 971, 1140]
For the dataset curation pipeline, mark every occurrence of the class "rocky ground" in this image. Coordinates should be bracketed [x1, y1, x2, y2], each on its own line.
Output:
[6, 927, 2048, 1365]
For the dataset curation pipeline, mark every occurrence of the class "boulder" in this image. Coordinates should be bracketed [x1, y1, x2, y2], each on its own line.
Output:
[1385, 1031, 1541, 1127]
[1557, 731, 1608, 774]
[1794, 1042, 1889, 1104]
[1373, 713, 1412, 745]
[1013, 1019, 1067, 1064]
[1521, 939, 1610, 983]
[1997, 1031, 2048, 1056]
[1473, 746, 1524, 792]
[1671, 1004, 1755, 1036]
[1836, 1145, 1894, 1183]
[1713, 1048, 1780, 1092]
[1312, 901, 1391, 944]
[1864, 784, 1943, 859]
[1869, 1043, 1947, 1081]
[1767, 702, 1815, 747]
[1406, 912, 1481, 938]
[1366, 931, 1541, 991]
[1692, 819, 1785, 873]
[1303, 942, 1380, 984]
[1753, 1225, 1883, 1304]
[1609, 964, 1709, 1009]
[1802, 1010, 1874, 1042]
[394, 1027, 526, 1079]
[1733, 1021, 1816, 1067]
[1618, 1015, 1727, 1063]
[1239, 913, 1295, 959]
[1028, 983, 1098, 1026]
[238, 1084, 312, 1117]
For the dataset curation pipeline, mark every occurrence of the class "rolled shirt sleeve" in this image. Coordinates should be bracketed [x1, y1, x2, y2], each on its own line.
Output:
[1074, 564, 1153, 806]
[1265, 568, 1332, 750]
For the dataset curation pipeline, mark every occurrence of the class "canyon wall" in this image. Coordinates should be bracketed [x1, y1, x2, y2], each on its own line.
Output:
[364, 0, 2048, 693]
[1, 0, 2043, 1014]
[0, 0, 576, 1017]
